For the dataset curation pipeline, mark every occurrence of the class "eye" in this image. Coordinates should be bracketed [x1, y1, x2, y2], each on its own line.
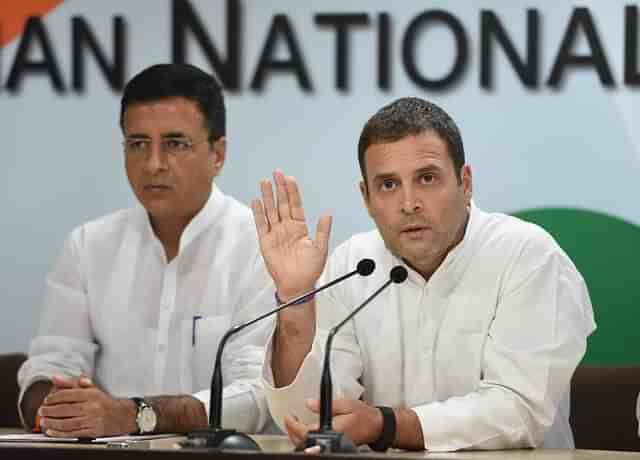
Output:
[420, 173, 435, 185]
[380, 179, 397, 192]
[126, 140, 149, 152]
[165, 138, 191, 152]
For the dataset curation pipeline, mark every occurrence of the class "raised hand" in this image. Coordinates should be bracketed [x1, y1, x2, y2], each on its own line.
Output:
[251, 170, 332, 300]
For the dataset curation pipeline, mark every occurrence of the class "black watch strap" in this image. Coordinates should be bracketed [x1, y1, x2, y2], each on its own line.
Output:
[368, 406, 396, 452]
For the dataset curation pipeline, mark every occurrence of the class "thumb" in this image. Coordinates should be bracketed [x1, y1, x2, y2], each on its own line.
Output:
[331, 398, 357, 416]
[305, 398, 321, 413]
[78, 375, 94, 388]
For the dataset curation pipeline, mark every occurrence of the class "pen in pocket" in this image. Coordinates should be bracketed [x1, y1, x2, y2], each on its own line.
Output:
[192, 315, 202, 346]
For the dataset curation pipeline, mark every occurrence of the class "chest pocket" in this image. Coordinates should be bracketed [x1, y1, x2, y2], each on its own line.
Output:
[181, 314, 232, 392]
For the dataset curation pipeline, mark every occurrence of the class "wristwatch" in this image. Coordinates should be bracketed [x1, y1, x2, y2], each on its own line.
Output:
[131, 397, 157, 434]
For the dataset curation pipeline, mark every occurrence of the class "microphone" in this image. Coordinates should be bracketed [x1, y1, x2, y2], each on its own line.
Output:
[303, 265, 408, 453]
[183, 258, 376, 450]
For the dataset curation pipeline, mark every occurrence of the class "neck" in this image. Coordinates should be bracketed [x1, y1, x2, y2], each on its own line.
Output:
[149, 215, 192, 263]
[411, 208, 470, 281]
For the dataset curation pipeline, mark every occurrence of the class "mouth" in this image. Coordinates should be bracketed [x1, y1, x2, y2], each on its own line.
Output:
[143, 184, 173, 193]
[399, 225, 430, 238]
[144, 184, 172, 190]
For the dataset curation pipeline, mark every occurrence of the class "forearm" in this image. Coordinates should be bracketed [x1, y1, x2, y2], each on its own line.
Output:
[21, 381, 53, 429]
[272, 301, 315, 387]
[147, 395, 207, 433]
[393, 408, 425, 450]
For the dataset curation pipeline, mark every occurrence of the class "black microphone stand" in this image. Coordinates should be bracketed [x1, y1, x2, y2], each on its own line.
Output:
[303, 266, 408, 453]
[184, 259, 376, 450]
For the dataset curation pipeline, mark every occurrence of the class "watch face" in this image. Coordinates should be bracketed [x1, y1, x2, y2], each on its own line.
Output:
[139, 406, 157, 433]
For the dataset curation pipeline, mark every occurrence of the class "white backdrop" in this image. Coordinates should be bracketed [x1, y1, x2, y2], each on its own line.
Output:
[2, 0, 639, 353]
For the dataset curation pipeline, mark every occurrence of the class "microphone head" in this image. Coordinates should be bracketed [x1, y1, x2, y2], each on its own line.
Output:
[390, 266, 408, 283]
[356, 258, 376, 276]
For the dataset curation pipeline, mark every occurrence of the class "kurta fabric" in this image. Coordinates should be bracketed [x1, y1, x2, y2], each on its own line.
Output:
[19, 185, 275, 433]
[263, 204, 595, 451]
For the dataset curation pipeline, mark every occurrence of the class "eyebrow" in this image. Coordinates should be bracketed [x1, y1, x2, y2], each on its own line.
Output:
[161, 131, 189, 139]
[415, 165, 443, 175]
[125, 134, 151, 140]
[125, 132, 189, 140]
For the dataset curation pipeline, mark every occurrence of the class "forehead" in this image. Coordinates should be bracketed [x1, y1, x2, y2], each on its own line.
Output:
[123, 97, 205, 135]
[364, 131, 454, 178]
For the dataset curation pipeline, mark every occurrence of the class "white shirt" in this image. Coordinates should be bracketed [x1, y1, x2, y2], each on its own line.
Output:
[18, 185, 275, 433]
[263, 204, 596, 451]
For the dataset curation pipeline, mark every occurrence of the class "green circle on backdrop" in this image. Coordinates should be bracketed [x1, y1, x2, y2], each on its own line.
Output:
[514, 208, 640, 365]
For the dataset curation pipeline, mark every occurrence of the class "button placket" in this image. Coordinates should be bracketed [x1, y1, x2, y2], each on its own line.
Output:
[154, 262, 177, 389]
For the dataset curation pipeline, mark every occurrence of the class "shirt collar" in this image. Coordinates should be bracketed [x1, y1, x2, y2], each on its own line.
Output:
[138, 183, 226, 258]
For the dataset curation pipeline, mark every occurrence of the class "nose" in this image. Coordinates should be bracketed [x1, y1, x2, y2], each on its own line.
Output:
[143, 142, 169, 174]
[400, 185, 423, 215]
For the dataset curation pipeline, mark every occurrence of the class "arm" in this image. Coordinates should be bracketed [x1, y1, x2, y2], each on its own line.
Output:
[287, 399, 425, 451]
[250, 170, 332, 387]
[20, 381, 52, 429]
[18, 229, 98, 427]
[40, 377, 207, 437]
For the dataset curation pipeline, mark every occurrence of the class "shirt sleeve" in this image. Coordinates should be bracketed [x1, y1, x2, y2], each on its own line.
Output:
[17, 228, 98, 425]
[413, 246, 596, 451]
[261, 281, 366, 434]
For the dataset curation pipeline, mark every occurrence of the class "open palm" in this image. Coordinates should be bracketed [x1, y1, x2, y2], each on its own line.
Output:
[251, 171, 332, 299]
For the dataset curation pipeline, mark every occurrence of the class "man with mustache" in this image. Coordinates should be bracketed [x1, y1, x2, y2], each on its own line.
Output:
[251, 98, 596, 451]
[18, 64, 274, 437]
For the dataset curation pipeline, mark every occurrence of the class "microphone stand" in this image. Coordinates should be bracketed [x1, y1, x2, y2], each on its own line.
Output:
[184, 259, 376, 450]
[303, 266, 408, 453]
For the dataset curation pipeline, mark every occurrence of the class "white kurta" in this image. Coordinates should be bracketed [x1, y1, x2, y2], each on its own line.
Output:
[263, 204, 596, 451]
[18, 185, 276, 433]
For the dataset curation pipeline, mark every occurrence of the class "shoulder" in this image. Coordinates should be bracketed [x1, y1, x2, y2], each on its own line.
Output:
[474, 207, 563, 261]
[472, 206, 580, 286]
[67, 208, 139, 250]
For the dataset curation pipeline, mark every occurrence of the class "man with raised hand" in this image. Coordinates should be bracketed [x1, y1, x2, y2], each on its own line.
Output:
[251, 98, 595, 451]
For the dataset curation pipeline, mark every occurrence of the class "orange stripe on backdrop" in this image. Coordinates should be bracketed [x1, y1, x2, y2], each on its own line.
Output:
[0, 0, 65, 47]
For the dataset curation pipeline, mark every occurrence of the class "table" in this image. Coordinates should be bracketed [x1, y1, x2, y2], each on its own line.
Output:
[1, 430, 639, 459]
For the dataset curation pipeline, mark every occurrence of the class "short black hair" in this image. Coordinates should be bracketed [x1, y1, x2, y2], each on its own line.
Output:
[120, 63, 225, 143]
[357, 97, 465, 184]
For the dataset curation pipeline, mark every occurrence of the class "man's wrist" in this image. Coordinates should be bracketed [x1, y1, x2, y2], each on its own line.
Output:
[368, 406, 396, 452]
[275, 284, 315, 304]
[120, 399, 139, 434]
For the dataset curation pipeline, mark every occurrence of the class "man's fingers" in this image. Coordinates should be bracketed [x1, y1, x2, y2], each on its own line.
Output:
[50, 375, 78, 389]
[251, 199, 269, 237]
[78, 376, 94, 388]
[260, 179, 279, 228]
[315, 215, 332, 253]
[331, 398, 358, 416]
[43, 415, 93, 434]
[286, 176, 305, 222]
[305, 398, 320, 413]
[44, 388, 91, 406]
[46, 427, 96, 439]
[284, 415, 308, 448]
[274, 170, 291, 221]
[40, 402, 87, 419]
